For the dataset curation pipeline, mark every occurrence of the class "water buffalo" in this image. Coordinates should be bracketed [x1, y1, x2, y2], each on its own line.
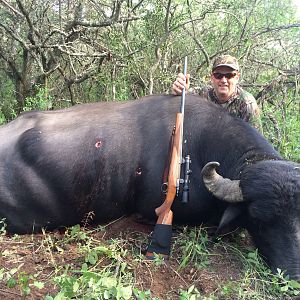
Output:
[0, 94, 299, 280]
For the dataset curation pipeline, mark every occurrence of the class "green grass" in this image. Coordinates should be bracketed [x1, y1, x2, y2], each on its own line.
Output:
[172, 227, 300, 299]
[0, 223, 300, 299]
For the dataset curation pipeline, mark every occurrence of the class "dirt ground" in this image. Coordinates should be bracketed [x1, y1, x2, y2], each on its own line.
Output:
[0, 216, 271, 299]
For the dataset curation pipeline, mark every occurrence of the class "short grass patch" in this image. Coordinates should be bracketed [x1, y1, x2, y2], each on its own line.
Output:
[0, 218, 299, 299]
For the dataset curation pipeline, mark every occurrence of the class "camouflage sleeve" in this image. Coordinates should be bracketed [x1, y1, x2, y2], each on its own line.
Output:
[248, 103, 262, 132]
[243, 93, 263, 133]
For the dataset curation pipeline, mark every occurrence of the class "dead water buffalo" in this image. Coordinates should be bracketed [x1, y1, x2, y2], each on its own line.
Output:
[0, 94, 299, 280]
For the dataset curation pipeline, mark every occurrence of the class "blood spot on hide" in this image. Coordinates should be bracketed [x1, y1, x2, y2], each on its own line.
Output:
[135, 167, 142, 176]
[95, 141, 103, 149]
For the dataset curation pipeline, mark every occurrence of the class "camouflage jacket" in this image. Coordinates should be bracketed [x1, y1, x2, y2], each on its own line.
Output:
[201, 86, 262, 131]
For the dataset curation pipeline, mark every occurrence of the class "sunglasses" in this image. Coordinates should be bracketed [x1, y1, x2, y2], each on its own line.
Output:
[212, 72, 237, 80]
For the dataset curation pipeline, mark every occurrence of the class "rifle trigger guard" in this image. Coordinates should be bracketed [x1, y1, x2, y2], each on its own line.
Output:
[161, 182, 168, 194]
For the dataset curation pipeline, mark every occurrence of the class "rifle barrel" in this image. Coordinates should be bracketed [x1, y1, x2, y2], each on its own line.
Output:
[179, 56, 187, 167]
[180, 56, 188, 114]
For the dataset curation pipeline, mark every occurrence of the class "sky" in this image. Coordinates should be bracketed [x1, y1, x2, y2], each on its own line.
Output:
[292, 0, 300, 18]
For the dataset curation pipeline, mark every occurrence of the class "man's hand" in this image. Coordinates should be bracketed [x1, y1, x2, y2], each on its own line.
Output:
[172, 73, 190, 95]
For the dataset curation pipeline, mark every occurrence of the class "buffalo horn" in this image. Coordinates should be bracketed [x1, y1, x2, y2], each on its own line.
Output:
[201, 162, 244, 203]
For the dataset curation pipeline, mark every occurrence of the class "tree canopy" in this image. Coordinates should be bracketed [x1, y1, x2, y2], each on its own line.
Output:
[0, 0, 299, 159]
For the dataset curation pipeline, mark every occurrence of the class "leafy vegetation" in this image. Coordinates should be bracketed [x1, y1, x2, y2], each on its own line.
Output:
[1, 223, 299, 299]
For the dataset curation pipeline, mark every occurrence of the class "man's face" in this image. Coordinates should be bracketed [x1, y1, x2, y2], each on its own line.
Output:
[210, 66, 240, 102]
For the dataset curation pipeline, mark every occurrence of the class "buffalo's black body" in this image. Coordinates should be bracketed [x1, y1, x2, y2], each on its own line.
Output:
[0, 94, 299, 279]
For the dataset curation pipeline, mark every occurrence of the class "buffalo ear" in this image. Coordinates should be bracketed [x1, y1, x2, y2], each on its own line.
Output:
[216, 205, 243, 235]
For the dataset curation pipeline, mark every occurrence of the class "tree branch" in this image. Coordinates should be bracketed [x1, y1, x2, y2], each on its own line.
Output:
[253, 22, 300, 37]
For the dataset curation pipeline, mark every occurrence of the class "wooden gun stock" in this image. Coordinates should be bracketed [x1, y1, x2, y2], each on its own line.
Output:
[154, 113, 183, 221]
[146, 113, 183, 259]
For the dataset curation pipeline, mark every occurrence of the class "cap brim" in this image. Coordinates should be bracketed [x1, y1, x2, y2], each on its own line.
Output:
[212, 64, 238, 71]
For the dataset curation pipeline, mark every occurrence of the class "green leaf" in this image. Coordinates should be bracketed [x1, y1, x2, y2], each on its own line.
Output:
[81, 263, 88, 272]
[53, 291, 68, 300]
[86, 251, 98, 265]
[104, 290, 110, 299]
[290, 280, 300, 289]
[22, 285, 31, 296]
[118, 285, 133, 300]
[188, 285, 195, 294]
[7, 277, 17, 288]
[100, 276, 117, 289]
[32, 281, 45, 289]
[73, 281, 80, 293]
[281, 285, 289, 292]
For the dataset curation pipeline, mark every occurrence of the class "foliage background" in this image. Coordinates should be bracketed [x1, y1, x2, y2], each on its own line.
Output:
[0, 0, 299, 161]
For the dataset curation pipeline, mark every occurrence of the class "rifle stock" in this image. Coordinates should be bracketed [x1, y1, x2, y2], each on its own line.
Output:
[146, 113, 183, 258]
[154, 112, 183, 219]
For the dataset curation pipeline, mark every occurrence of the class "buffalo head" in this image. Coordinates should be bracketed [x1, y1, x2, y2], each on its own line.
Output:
[202, 161, 300, 281]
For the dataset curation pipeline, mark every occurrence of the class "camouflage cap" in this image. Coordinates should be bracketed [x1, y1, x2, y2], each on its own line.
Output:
[212, 55, 239, 71]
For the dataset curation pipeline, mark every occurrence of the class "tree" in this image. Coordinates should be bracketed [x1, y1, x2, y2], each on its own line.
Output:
[0, 0, 141, 112]
[0, 0, 299, 130]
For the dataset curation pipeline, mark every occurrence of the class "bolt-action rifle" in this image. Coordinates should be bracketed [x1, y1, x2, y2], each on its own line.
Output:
[146, 56, 192, 258]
